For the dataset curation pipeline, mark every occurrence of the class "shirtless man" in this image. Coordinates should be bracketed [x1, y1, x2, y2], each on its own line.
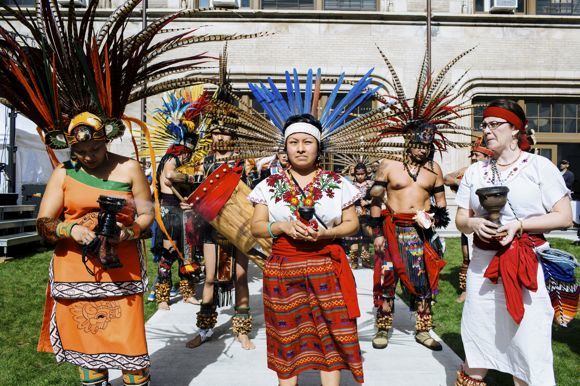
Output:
[184, 124, 256, 351]
[444, 138, 493, 303]
[153, 144, 200, 310]
[369, 122, 448, 351]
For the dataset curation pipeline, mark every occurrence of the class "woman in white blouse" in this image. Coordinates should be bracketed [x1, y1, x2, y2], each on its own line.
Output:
[249, 114, 364, 386]
[455, 99, 572, 386]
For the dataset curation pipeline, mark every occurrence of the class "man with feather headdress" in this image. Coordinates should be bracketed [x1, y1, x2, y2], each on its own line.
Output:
[369, 48, 476, 351]
[150, 89, 210, 311]
[179, 47, 258, 351]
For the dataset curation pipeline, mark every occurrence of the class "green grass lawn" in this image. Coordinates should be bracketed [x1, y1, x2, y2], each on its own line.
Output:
[0, 241, 161, 386]
[432, 238, 580, 386]
[0, 238, 578, 385]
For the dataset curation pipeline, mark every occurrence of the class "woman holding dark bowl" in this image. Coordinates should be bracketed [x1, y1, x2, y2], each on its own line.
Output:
[454, 99, 572, 386]
[36, 113, 154, 385]
[249, 114, 364, 386]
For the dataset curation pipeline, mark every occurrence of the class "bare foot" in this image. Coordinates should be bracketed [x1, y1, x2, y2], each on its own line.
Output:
[184, 297, 201, 305]
[158, 301, 170, 311]
[237, 334, 255, 350]
[456, 292, 467, 303]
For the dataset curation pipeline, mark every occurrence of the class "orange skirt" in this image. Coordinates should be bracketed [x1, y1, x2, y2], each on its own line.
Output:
[39, 291, 149, 370]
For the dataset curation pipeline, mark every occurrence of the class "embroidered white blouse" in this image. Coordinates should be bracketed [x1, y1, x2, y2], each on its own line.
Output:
[455, 153, 569, 223]
[248, 170, 362, 229]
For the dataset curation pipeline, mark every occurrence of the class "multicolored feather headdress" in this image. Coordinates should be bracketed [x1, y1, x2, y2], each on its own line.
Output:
[0, 0, 265, 152]
[137, 86, 211, 158]
[372, 46, 477, 160]
[184, 68, 384, 165]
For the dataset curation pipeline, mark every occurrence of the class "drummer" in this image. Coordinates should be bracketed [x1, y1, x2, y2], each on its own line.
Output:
[184, 118, 256, 351]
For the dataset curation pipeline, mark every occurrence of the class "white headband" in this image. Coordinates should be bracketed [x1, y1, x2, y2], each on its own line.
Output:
[284, 122, 321, 142]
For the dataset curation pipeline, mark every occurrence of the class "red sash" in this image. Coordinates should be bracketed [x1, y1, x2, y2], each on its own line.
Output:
[272, 236, 360, 319]
[476, 233, 546, 324]
[381, 209, 446, 296]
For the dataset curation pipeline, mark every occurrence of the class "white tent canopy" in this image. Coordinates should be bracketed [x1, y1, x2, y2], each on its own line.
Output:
[0, 105, 69, 201]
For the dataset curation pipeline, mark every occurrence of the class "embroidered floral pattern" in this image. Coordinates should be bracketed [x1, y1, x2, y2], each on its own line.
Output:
[266, 171, 341, 214]
[71, 301, 121, 334]
[482, 153, 530, 185]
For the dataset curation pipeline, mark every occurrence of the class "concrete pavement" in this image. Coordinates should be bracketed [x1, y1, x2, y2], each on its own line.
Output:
[111, 265, 461, 386]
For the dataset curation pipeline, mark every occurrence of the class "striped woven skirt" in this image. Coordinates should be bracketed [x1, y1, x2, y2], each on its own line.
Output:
[263, 254, 364, 383]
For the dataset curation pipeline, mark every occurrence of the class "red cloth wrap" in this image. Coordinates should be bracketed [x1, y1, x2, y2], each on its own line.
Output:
[475, 233, 546, 324]
[381, 209, 446, 296]
[186, 162, 242, 221]
[272, 236, 360, 319]
[483, 106, 530, 151]
[166, 144, 192, 156]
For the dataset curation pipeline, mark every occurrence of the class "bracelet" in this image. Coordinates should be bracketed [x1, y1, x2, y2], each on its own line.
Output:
[124, 223, 141, 240]
[56, 221, 78, 239]
[517, 220, 524, 238]
[267, 221, 278, 239]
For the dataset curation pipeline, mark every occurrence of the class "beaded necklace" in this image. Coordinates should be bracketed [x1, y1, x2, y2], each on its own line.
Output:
[287, 168, 322, 226]
[490, 154, 523, 185]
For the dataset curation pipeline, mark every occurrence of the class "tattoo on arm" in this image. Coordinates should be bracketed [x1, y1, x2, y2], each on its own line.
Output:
[37, 217, 61, 244]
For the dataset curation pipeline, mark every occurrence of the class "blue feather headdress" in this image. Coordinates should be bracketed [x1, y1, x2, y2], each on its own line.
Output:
[248, 68, 380, 139]
[154, 93, 193, 145]
[189, 68, 413, 164]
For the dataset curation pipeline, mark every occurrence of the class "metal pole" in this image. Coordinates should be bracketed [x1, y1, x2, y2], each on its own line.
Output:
[140, 0, 148, 161]
[7, 107, 17, 194]
[426, 0, 432, 73]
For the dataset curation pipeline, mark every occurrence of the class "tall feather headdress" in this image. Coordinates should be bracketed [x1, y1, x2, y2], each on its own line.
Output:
[183, 67, 388, 166]
[369, 46, 478, 166]
[135, 85, 211, 158]
[0, 0, 266, 152]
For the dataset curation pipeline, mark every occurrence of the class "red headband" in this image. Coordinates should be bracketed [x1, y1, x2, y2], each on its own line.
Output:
[482, 106, 525, 131]
[482, 106, 530, 151]
[166, 144, 191, 156]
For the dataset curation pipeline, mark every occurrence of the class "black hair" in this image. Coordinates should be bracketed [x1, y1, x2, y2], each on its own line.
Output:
[354, 162, 367, 174]
[283, 113, 323, 132]
[283, 113, 324, 166]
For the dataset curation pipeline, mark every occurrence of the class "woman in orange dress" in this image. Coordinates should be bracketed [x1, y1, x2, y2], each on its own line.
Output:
[36, 113, 154, 386]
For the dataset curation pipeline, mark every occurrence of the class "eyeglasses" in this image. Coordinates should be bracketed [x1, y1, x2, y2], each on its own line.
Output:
[478, 121, 510, 131]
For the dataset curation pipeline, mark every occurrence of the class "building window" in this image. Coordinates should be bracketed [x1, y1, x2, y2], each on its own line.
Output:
[474, 0, 525, 13]
[324, 0, 377, 11]
[240, 0, 251, 6]
[262, 0, 314, 9]
[473, 97, 580, 134]
[536, 0, 580, 14]
[2, 0, 36, 5]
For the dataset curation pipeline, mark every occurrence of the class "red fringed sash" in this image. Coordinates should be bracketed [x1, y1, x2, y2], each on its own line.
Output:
[272, 236, 360, 319]
[381, 209, 446, 296]
[476, 233, 546, 324]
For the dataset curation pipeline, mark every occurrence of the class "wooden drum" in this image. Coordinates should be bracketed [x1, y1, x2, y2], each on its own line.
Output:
[187, 163, 270, 269]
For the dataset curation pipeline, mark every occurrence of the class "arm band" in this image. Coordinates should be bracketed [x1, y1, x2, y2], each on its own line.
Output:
[372, 180, 388, 188]
[432, 185, 445, 194]
[37, 217, 77, 244]
[124, 223, 142, 241]
[368, 216, 383, 228]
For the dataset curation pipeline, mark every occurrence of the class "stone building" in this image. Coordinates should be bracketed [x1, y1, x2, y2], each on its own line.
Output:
[2, 0, 580, 196]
